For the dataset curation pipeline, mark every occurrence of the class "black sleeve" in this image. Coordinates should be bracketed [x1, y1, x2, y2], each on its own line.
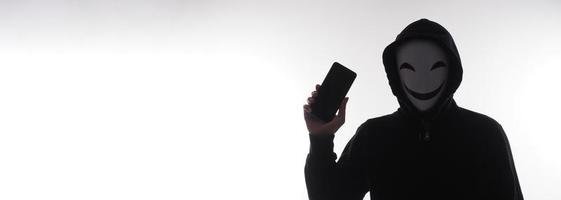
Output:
[304, 124, 371, 200]
[479, 123, 524, 200]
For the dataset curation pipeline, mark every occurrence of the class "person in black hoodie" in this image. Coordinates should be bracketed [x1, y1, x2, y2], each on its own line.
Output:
[303, 19, 523, 200]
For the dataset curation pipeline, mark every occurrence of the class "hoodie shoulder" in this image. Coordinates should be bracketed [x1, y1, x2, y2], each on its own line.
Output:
[364, 113, 400, 128]
[454, 107, 509, 145]
[456, 107, 502, 129]
[356, 113, 402, 137]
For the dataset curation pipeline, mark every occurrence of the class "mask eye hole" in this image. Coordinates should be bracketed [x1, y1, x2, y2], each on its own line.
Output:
[430, 61, 447, 70]
[399, 63, 415, 71]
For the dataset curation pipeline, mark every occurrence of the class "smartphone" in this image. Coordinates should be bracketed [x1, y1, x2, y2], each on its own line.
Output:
[311, 62, 357, 122]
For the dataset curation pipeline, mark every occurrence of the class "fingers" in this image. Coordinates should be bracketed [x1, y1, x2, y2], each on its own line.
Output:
[303, 104, 311, 113]
[305, 84, 320, 108]
[304, 84, 321, 118]
[303, 104, 311, 120]
[307, 97, 315, 104]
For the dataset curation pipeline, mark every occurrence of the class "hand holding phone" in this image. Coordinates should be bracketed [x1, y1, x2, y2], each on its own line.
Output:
[303, 62, 357, 135]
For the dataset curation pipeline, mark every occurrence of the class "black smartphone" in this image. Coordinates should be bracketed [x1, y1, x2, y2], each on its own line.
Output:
[311, 62, 357, 122]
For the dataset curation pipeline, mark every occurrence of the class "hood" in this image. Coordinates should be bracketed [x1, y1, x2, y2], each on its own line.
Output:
[382, 18, 463, 120]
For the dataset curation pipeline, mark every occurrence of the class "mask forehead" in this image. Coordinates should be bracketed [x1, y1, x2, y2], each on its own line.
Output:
[396, 39, 449, 68]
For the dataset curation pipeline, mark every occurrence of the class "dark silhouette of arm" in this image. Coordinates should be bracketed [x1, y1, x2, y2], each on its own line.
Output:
[479, 123, 524, 200]
[304, 125, 370, 200]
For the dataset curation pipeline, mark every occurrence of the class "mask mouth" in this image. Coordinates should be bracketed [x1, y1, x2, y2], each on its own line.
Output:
[404, 82, 444, 100]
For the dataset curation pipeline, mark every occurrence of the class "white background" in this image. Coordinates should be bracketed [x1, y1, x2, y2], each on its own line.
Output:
[1, 0, 560, 199]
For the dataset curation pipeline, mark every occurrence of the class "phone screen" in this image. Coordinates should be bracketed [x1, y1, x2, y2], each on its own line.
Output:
[311, 62, 357, 122]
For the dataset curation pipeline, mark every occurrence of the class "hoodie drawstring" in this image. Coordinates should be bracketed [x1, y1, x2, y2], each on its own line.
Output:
[420, 119, 431, 142]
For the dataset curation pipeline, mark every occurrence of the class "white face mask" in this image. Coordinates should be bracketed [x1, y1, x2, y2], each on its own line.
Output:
[396, 39, 449, 112]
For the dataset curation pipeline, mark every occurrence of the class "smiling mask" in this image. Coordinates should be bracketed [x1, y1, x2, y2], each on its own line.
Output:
[396, 39, 449, 112]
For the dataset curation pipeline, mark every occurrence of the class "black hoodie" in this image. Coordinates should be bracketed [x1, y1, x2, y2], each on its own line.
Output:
[304, 19, 523, 200]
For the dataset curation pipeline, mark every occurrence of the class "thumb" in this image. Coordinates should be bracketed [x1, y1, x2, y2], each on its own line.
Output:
[336, 97, 349, 119]
[324, 97, 349, 134]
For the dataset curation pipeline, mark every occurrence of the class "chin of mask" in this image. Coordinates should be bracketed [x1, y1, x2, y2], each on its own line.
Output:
[396, 39, 449, 112]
